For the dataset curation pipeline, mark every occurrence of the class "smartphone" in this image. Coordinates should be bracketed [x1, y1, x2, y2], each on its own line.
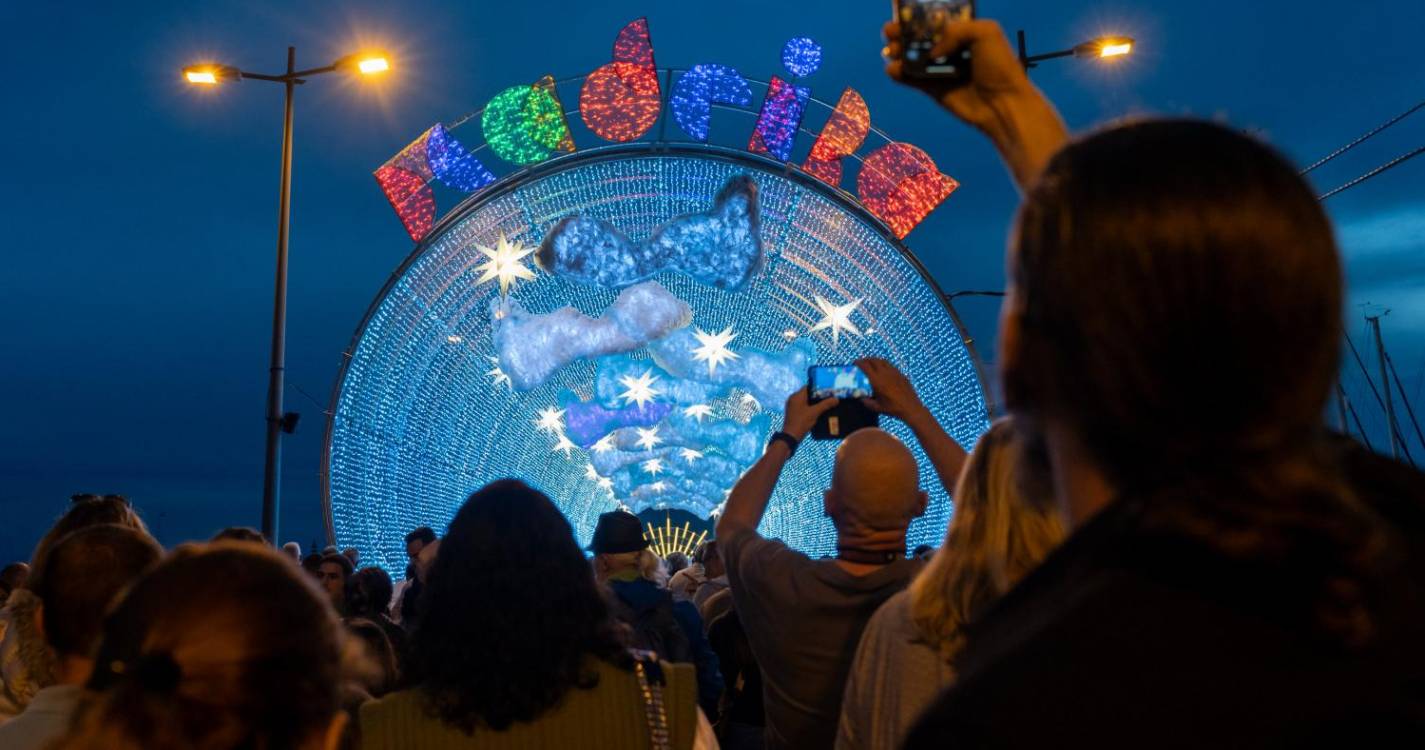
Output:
[893, 0, 974, 83]
[807, 365, 879, 440]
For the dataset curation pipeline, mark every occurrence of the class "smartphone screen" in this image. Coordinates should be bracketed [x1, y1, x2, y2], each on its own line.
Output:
[809, 365, 873, 401]
[896, 0, 974, 76]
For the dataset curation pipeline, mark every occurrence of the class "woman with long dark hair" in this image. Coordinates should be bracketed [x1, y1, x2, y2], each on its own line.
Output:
[359, 479, 711, 749]
[883, 16, 1425, 747]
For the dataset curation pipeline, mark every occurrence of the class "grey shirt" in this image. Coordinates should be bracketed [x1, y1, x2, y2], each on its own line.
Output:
[723, 531, 921, 750]
[835, 590, 956, 750]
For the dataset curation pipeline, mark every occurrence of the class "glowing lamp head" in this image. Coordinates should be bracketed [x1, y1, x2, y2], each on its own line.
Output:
[357, 55, 390, 75]
[182, 64, 237, 85]
[1077, 37, 1135, 60]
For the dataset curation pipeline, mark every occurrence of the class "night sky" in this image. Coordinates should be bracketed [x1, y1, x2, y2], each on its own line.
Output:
[2, 1, 1422, 562]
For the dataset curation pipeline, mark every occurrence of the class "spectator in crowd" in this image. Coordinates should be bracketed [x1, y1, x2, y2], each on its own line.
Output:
[318, 552, 355, 615]
[0, 563, 28, 603]
[346, 618, 400, 699]
[883, 16, 1425, 747]
[836, 418, 1065, 749]
[0, 496, 147, 723]
[667, 544, 706, 602]
[301, 552, 324, 577]
[360, 479, 713, 748]
[690, 541, 728, 612]
[343, 547, 361, 567]
[716, 357, 967, 750]
[210, 526, 268, 545]
[0, 525, 162, 749]
[591, 510, 724, 719]
[395, 526, 438, 626]
[705, 598, 763, 750]
[665, 551, 691, 578]
[54, 543, 351, 749]
[282, 541, 302, 563]
[346, 567, 407, 681]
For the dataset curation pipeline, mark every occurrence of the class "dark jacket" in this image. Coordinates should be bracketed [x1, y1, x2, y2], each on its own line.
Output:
[905, 440, 1425, 749]
[609, 576, 725, 718]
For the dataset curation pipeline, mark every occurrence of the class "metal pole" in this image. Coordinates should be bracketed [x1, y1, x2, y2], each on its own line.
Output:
[261, 46, 297, 543]
[1334, 381, 1350, 435]
[1017, 30, 1029, 68]
[1367, 315, 1400, 459]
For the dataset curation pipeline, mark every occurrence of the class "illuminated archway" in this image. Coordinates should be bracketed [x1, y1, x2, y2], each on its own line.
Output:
[325, 144, 989, 573]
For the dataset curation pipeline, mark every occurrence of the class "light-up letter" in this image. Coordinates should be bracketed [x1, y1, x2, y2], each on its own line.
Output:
[671, 64, 752, 142]
[482, 75, 575, 166]
[580, 18, 662, 142]
[857, 143, 959, 239]
[802, 88, 870, 187]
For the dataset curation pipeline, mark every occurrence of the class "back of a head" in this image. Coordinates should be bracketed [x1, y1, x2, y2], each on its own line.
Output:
[210, 526, 268, 545]
[30, 524, 162, 659]
[405, 526, 437, 546]
[347, 566, 394, 618]
[1009, 119, 1340, 488]
[830, 428, 923, 531]
[60, 543, 344, 750]
[31, 496, 147, 569]
[413, 479, 626, 732]
[1008, 119, 1385, 640]
[910, 419, 1065, 658]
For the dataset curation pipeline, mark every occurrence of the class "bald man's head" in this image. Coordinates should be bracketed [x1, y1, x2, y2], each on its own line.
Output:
[826, 428, 927, 534]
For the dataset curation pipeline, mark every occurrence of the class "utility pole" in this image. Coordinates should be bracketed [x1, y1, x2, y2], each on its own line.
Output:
[1366, 314, 1401, 459]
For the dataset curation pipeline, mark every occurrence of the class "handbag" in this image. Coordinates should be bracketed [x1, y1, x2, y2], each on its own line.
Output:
[632, 650, 672, 750]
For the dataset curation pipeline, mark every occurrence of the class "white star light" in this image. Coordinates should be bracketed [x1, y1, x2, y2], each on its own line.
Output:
[473, 233, 537, 297]
[649, 481, 667, 493]
[691, 326, 740, 376]
[485, 357, 512, 390]
[683, 404, 713, 422]
[680, 448, 704, 463]
[584, 463, 600, 481]
[809, 294, 864, 346]
[591, 434, 616, 453]
[534, 407, 566, 435]
[552, 433, 578, 458]
[643, 458, 664, 476]
[598, 477, 615, 491]
[619, 370, 663, 409]
[635, 426, 663, 451]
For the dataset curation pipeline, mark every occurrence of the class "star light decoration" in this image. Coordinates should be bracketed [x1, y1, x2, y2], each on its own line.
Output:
[635, 426, 663, 450]
[598, 477, 615, 491]
[552, 433, 578, 458]
[585, 463, 600, 480]
[619, 369, 663, 409]
[680, 448, 704, 463]
[473, 233, 538, 297]
[591, 434, 617, 453]
[691, 326, 741, 375]
[643, 458, 664, 476]
[649, 481, 667, 493]
[683, 404, 713, 422]
[534, 407, 566, 435]
[485, 357, 513, 390]
[809, 295, 864, 346]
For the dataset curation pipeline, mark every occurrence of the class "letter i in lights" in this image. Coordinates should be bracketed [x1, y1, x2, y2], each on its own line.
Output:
[748, 38, 819, 161]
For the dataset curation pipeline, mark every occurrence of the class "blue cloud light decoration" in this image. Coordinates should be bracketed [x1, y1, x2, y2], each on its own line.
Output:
[538, 175, 763, 289]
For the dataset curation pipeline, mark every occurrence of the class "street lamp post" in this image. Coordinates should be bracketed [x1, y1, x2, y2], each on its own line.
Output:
[183, 48, 390, 545]
[1017, 30, 1135, 69]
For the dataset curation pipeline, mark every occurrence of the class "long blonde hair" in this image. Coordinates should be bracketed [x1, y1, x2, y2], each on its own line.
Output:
[909, 418, 1065, 659]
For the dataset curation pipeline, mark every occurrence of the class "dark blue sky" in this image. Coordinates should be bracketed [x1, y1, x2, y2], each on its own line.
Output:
[2, 1, 1422, 561]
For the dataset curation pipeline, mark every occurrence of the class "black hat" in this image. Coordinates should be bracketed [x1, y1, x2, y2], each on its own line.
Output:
[589, 510, 648, 555]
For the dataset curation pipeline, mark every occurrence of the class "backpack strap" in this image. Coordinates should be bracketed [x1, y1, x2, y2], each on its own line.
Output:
[632, 651, 672, 750]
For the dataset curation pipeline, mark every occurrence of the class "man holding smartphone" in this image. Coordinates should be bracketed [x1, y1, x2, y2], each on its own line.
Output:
[715, 358, 967, 750]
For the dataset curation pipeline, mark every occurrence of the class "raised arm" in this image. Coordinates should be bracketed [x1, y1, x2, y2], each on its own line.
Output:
[716, 388, 839, 541]
[883, 18, 1068, 191]
[857, 358, 967, 498]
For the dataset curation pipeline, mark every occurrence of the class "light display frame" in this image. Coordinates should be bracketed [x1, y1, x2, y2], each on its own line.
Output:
[326, 143, 991, 574]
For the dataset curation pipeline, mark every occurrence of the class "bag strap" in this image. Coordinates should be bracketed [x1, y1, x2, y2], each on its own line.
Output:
[631, 650, 672, 750]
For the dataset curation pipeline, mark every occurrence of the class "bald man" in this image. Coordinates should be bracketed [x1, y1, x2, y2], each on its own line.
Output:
[716, 358, 967, 750]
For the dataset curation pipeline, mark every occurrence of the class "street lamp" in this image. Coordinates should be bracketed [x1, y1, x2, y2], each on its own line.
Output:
[1016, 31, 1135, 69]
[182, 47, 391, 545]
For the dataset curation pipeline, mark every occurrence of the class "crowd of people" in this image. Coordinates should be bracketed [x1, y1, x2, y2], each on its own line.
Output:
[1, 15, 1423, 749]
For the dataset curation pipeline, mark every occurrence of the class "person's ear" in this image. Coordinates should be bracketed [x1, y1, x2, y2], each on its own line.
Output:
[319, 710, 349, 750]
